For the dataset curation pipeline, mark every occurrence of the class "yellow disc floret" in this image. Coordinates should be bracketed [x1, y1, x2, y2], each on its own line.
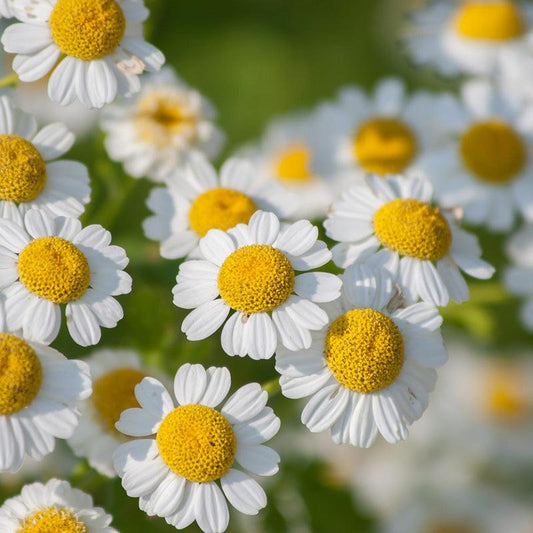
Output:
[275, 144, 313, 182]
[17, 507, 87, 533]
[218, 244, 295, 314]
[325, 309, 405, 394]
[0, 135, 47, 203]
[49, 0, 126, 61]
[485, 371, 529, 422]
[188, 187, 258, 237]
[92, 368, 147, 433]
[373, 199, 452, 261]
[18, 237, 91, 304]
[0, 333, 42, 416]
[455, 1, 524, 41]
[353, 118, 418, 175]
[460, 120, 526, 184]
[156, 404, 237, 483]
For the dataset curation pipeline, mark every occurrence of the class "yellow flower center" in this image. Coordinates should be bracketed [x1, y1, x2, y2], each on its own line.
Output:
[0, 135, 47, 203]
[455, 1, 525, 41]
[49, 0, 126, 61]
[188, 187, 258, 237]
[156, 404, 237, 483]
[373, 199, 452, 261]
[92, 368, 147, 434]
[17, 507, 87, 533]
[218, 244, 295, 314]
[18, 237, 91, 304]
[135, 91, 198, 148]
[485, 372, 529, 422]
[0, 333, 42, 416]
[275, 144, 313, 182]
[353, 118, 417, 175]
[325, 309, 405, 394]
[460, 120, 526, 184]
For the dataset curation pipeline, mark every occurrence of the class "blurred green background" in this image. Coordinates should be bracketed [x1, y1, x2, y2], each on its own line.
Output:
[1, 0, 531, 531]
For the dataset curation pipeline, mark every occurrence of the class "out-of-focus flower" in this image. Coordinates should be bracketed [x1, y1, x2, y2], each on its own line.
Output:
[114, 363, 280, 533]
[102, 67, 224, 182]
[0, 0, 14, 18]
[143, 153, 297, 259]
[173, 210, 341, 359]
[324, 174, 494, 306]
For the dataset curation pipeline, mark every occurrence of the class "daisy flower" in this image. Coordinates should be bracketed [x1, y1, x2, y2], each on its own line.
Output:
[173, 210, 341, 359]
[324, 174, 495, 307]
[504, 224, 533, 330]
[0, 306, 91, 473]
[1, 0, 165, 109]
[0, 478, 117, 532]
[419, 79, 533, 231]
[101, 67, 225, 182]
[68, 348, 158, 477]
[314, 77, 450, 180]
[0, 95, 90, 220]
[0, 208, 132, 346]
[143, 153, 297, 260]
[114, 363, 280, 533]
[403, 0, 533, 77]
[276, 264, 447, 447]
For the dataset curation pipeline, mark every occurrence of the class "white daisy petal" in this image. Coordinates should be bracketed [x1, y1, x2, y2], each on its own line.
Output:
[221, 383, 267, 424]
[294, 272, 342, 303]
[301, 384, 349, 433]
[174, 363, 208, 406]
[235, 445, 280, 476]
[199, 230, 236, 266]
[32, 123, 75, 160]
[195, 482, 229, 533]
[181, 299, 230, 341]
[199, 367, 231, 408]
[221, 469, 267, 515]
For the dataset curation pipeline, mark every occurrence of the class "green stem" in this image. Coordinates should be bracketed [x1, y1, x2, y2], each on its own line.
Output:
[0, 72, 19, 89]
[262, 378, 281, 397]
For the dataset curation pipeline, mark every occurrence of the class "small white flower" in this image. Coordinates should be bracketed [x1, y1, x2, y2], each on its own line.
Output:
[324, 174, 495, 307]
[68, 348, 159, 477]
[402, 0, 533, 77]
[114, 363, 280, 533]
[0, 304, 91, 473]
[2, 0, 165, 109]
[0, 478, 117, 532]
[173, 210, 341, 359]
[419, 79, 533, 231]
[276, 265, 447, 447]
[0, 208, 132, 346]
[504, 224, 533, 330]
[102, 67, 224, 182]
[0, 95, 90, 219]
[144, 153, 297, 260]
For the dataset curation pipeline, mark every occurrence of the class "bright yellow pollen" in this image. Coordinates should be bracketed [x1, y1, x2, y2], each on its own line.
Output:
[353, 118, 417, 175]
[156, 404, 236, 483]
[92, 368, 147, 434]
[49, 0, 126, 61]
[455, 1, 525, 41]
[0, 333, 42, 416]
[325, 309, 404, 394]
[218, 244, 295, 314]
[373, 199, 452, 261]
[18, 237, 91, 304]
[275, 144, 313, 182]
[460, 120, 526, 184]
[17, 507, 87, 533]
[135, 91, 198, 148]
[0, 135, 47, 203]
[188, 187, 258, 237]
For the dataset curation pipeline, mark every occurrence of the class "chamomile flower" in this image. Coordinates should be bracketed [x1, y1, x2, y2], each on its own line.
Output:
[324, 174, 495, 307]
[504, 224, 533, 330]
[173, 210, 341, 359]
[403, 0, 533, 77]
[0, 209, 132, 346]
[144, 153, 297, 260]
[276, 265, 446, 447]
[0, 478, 117, 532]
[0, 307, 91, 473]
[419, 80, 533, 231]
[113, 363, 280, 533]
[315, 78, 449, 180]
[1, 0, 165, 109]
[102, 67, 224, 182]
[0, 95, 90, 220]
[68, 348, 157, 477]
